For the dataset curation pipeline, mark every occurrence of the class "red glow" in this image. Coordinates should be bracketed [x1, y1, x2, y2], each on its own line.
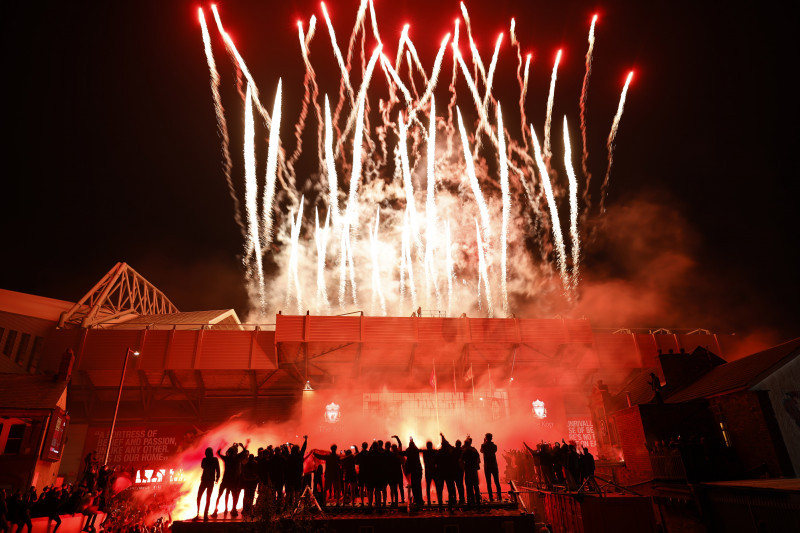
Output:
[592, 13, 599, 24]
[626, 70, 635, 84]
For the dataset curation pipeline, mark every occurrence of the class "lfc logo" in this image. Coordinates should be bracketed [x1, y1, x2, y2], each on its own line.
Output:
[324, 402, 341, 424]
[532, 399, 547, 419]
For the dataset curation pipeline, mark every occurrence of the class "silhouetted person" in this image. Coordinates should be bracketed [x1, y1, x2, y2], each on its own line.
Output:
[438, 433, 458, 510]
[388, 440, 404, 506]
[314, 444, 342, 505]
[422, 441, 437, 505]
[480, 433, 501, 501]
[580, 447, 595, 482]
[462, 437, 481, 508]
[286, 436, 308, 505]
[566, 443, 580, 490]
[214, 441, 249, 517]
[342, 448, 357, 505]
[44, 487, 62, 532]
[196, 447, 220, 521]
[355, 442, 369, 505]
[398, 437, 423, 507]
[649, 372, 664, 404]
[454, 439, 465, 505]
[0, 488, 9, 533]
[241, 454, 259, 515]
[367, 441, 384, 508]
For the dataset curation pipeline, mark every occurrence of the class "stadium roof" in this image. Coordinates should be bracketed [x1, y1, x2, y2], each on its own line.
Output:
[0, 288, 75, 322]
[666, 337, 800, 403]
[107, 309, 241, 329]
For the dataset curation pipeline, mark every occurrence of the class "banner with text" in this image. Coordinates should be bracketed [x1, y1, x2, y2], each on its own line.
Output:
[83, 425, 197, 469]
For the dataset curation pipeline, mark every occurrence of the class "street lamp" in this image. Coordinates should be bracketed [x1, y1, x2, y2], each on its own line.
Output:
[104, 347, 140, 465]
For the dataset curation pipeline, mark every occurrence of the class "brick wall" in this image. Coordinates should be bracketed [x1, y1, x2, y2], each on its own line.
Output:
[709, 390, 789, 477]
[612, 406, 653, 483]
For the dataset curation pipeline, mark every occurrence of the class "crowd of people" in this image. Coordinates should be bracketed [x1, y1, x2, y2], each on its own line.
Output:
[0, 480, 105, 533]
[194, 432, 506, 521]
[507, 439, 596, 490]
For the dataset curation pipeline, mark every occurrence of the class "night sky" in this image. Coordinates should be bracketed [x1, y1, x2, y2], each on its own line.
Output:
[2, 1, 797, 342]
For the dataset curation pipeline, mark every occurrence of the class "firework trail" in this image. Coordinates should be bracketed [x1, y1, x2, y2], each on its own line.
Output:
[454, 51, 489, 136]
[339, 89, 366, 309]
[530, 123, 569, 291]
[406, 51, 420, 100]
[475, 219, 494, 317]
[404, 212, 418, 312]
[381, 55, 414, 108]
[482, 33, 504, 112]
[286, 198, 305, 314]
[243, 85, 265, 309]
[210, 5, 271, 128]
[416, 34, 449, 114]
[332, 0, 368, 132]
[368, 0, 382, 45]
[369, 208, 387, 315]
[457, 108, 491, 247]
[306, 14, 317, 47]
[324, 97, 341, 228]
[445, 221, 453, 316]
[425, 100, 441, 310]
[563, 116, 580, 292]
[520, 54, 532, 148]
[510, 17, 527, 147]
[199, 8, 243, 239]
[497, 103, 510, 317]
[543, 49, 562, 159]
[580, 15, 598, 212]
[321, 2, 355, 107]
[395, 24, 409, 70]
[445, 19, 460, 158]
[291, 20, 322, 174]
[404, 34, 430, 86]
[398, 113, 421, 249]
[314, 207, 331, 312]
[600, 71, 634, 213]
[260, 80, 282, 251]
[211, 5, 298, 202]
[338, 46, 382, 160]
[460, 2, 486, 84]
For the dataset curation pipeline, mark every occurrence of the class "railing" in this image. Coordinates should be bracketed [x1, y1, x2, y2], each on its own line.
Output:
[125, 323, 277, 331]
[649, 449, 687, 480]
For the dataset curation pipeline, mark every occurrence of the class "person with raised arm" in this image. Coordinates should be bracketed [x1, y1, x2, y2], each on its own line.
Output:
[195, 447, 220, 521]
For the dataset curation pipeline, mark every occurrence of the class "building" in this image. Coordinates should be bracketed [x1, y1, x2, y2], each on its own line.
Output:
[1, 262, 751, 486]
[0, 371, 70, 491]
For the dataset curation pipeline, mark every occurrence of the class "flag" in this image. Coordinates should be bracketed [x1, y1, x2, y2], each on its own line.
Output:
[464, 364, 474, 382]
[430, 365, 437, 388]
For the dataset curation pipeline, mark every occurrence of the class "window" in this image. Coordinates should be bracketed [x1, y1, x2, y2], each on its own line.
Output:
[15, 333, 31, 365]
[3, 330, 17, 357]
[27, 336, 44, 373]
[3, 423, 26, 454]
[719, 421, 732, 447]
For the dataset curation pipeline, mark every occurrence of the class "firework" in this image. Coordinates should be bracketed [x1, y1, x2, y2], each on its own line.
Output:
[601, 71, 634, 213]
[563, 116, 580, 291]
[198, 8, 241, 237]
[544, 49, 562, 159]
[580, 15, 598, 212]
[196, 2, 632, 317]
